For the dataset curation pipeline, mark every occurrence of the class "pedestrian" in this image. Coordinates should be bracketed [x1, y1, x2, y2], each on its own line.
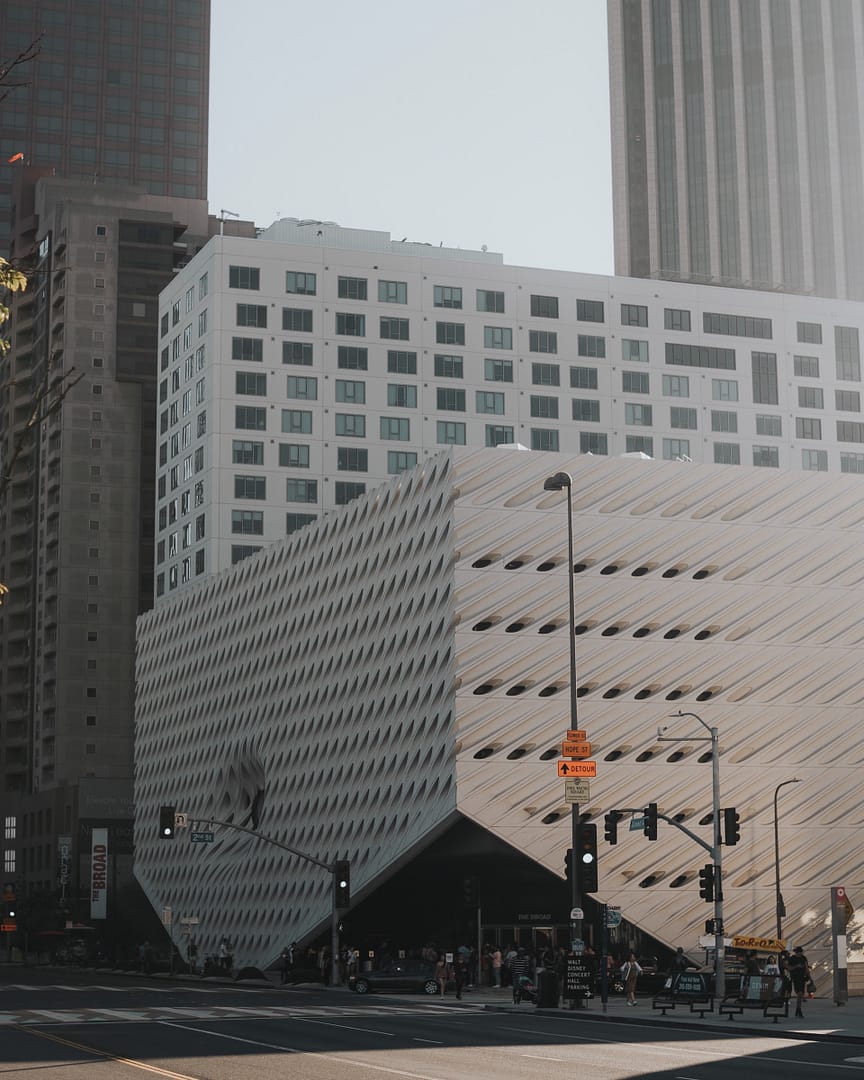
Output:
[138, 940, 151, 974]
[280, 945, 292, 983]
[788, 946, 810, 1017]
[509, 947, 532, 1004]
[762, 954, 780, 976]
[745, 950, 761, 976]
[491, 945, 502, 988]
[187, 939, 198, 975]
[674, 946, 694, 973]
[778, 950, 792, 1001]
[435, 953, 450, 996]
[453, 950, 468, 1000]
[621, 951, 642, 1006]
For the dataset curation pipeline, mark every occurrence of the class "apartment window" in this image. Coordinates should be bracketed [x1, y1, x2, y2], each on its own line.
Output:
[434, 354, 463, 378]
[625, 435, 653, 455]
[476, 390, 505, 414]
[337, 276, 367, 300]
[232, 545, 262, 564]
[283, 307, 313, 333]
[236, 371, 266, 395]
[229, 265, 260, 290]
[570, 366, 598, 389]
[663, 374, 689, 397]
[236, 304, 266, 327]
[621, 339, 648, 363]
[388, 450, 418, 473]
[281, 409, 312, 434]
[756, 414, 782, 437]
[751, 352, 778, 405]
[712, 379, 739, 402]
[581, 432, 608, 454]
[286, 479, 318, 503]
[527, 363, 560, 390]
[753, 446, 779, 468]
[335, 481, 366, 505]
[837, 421, 864, 442]
[387, 383, 417, 408]
[530, 395, 558, 419]
[666, 343, 736, 369]
[437, 387, 466, 411]
[232, 440, 264, 465]
[714, 442, 741, 464]
[279, 444, 310, 468]
[198, 272, 208, 299]
[484, 358, 512, 382]
[797, 321, 822, 344]
[840, 453, 864, 473]
[622, 371, 649, 394]
[793, 355, 819, 378]
[337, 345, 368, 370]
[235, 405, 266, 430]
[664, 308, 691, 331]
[484, 325, 512, 349]
[334, 413, 366, 437]
[572, 399, 600, 422]
[286, 512, 317, 533]
[434, 285, 462, 309]
[836, 326, 861, 381]
[337, 447, 368, 471]
[576, 299, 604, 322]
[663, 438, 691, 460]
[796, 417, 822, 440]
[387, 350, 417, 374]
[578, 334, 606, 358]
[378, 280, 407, 304]
[530, 294, 559, 318]
[380, 316, 409, 340]
[836, 389, 861, 412]
[336, 312, 365, 336]
[670, 406, 697, 429]
[235, 475, 266, 499]
[798, 386, 824, 409]
[531, 429, 559, 451]
[283, 341, 313, 365]
[231, 336, 263, 364]
[436, 321, 465, 345]
[335, 379, 365, 404]
[437, 421, 466, 444]
[529, 330, 558, 354]
[286, 375, 318, 400]
[802, 449, 828, 471]
[621, 303, 647, 327]
[231, 509, 263, 535]
[711, 410, 737, 433]
[476, 289, 504, 313]
[486, 425, 514, 446]
[625, 402, 653, 426]
[286, 271, 316, 295]
[380, 416, 410, 440]
[704, 312, 772, 338]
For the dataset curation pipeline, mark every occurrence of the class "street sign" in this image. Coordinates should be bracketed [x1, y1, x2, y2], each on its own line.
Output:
[162, 907, 172, 926]
[175, 813, 188, 829]
[191, 831, 215, 843]
[557, 760, 597, 778]
[561, 740, 592, 758]
[564, 779, 590, 802]
[1, 922, 16, 932]
[565, 955, 594, 998]
[566, 730, 587, 742]
[179, 916, 200, 925]
[605, 905, 622, 927]
[629, 815, 645, 831]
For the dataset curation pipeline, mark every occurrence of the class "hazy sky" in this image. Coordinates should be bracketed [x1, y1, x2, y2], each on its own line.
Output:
[208, 0, 613, 275]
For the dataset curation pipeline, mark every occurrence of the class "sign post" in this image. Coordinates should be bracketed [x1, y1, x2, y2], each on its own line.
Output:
[832, 886, 852, 1006]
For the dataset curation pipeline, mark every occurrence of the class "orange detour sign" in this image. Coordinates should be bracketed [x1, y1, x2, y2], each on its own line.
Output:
[557, 760, 597, 778]
[562, 740, 591, 758]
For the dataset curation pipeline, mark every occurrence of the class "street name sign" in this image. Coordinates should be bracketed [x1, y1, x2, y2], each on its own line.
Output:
[566, 729, 587, 742]
[605, 905, 622, 927]
[191, 831, 215, 844]
[564, 779, 590, 802]
[561, 740, 591, 758]
[557, 760, 597, 778]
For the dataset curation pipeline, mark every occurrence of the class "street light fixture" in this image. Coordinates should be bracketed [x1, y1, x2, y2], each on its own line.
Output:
[543, 471, 582, 958]
[773, 778, 800, 941]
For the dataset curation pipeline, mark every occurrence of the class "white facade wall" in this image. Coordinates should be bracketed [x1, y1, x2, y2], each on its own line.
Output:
[155, 220, 864, 600]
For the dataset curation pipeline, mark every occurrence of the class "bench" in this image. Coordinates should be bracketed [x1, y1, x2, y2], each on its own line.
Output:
[719, 975, 789, 1024]
[652, 972, 714, 1018]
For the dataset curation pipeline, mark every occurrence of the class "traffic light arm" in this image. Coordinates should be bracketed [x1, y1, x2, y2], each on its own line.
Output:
[608, 806, 715, 858]
[191, 815, 334, 871]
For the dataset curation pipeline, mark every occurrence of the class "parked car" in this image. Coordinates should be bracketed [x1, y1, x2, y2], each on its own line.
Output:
[349, 961, 440, 995]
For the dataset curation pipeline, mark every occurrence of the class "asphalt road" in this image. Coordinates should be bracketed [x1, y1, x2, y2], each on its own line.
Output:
[2, 972, 863, 1079]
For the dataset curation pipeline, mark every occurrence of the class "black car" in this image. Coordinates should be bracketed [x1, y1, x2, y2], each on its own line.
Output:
[349, 961, 440, 995]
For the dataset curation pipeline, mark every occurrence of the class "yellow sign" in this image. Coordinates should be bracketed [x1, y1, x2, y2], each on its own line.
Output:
[557, 760, 597, 778]
[566, 729, 587, 742]
[562, 740, 591, 758]
[731, 935, 785, 952]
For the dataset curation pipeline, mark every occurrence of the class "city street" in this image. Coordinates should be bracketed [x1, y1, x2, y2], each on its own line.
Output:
[1, 971, 863, 1079]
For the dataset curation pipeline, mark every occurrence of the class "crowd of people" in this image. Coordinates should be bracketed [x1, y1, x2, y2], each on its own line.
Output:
[743, 945, 813, 1017]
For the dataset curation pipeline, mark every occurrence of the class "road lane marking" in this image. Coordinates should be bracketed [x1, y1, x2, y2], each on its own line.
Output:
[17, 1027, 201, 1080]
[413, 1038, 444, 1044]
[522, 1054, 568, 1062]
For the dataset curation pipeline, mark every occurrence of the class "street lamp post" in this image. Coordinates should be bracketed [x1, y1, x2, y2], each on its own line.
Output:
[773, 778, 800, 941]
[543, 471, 582, 961]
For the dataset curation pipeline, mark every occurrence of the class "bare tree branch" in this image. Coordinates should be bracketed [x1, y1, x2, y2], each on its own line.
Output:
[0, 33, 44, 106]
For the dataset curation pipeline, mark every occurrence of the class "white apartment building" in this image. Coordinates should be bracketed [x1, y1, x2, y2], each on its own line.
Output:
[154, 218, 864, 598]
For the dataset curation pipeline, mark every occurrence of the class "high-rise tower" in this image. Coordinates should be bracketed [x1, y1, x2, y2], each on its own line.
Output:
[608, 0, 864, 301]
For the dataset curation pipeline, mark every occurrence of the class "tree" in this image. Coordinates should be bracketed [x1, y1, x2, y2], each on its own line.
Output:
[0, 34, 43, 107]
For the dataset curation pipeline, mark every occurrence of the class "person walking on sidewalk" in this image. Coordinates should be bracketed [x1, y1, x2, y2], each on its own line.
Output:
[788, 946, 811, 1018]
[621, 952, 642, 1006]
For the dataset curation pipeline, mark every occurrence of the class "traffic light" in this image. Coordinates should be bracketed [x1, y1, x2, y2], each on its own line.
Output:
[334, 860, 350, 907]
[564, 847, 573, 883]
[576, 822, 599, 893]
[604, 811, 620, 845]
[463, 875, 479, 907]
[643, 802, 658, 841]
[723, 808, 740, 846]
[159, 805, 175, 840]
[698, 864, 715, 902]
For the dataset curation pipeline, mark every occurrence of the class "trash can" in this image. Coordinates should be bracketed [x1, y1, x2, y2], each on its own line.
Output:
[537, 968, 559, 1008]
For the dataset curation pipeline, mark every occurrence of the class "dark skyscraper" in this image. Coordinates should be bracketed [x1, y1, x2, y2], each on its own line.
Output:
[0, 0, 210, 253]
[608, 0, 864, 301]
